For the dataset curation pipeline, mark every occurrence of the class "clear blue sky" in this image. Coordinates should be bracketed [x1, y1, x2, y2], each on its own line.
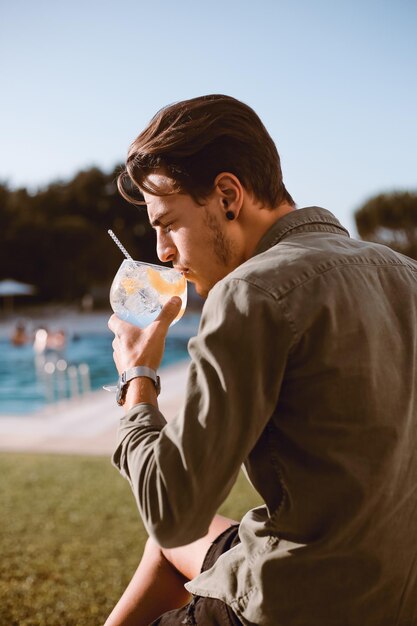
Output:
[1, 0, 416, 234]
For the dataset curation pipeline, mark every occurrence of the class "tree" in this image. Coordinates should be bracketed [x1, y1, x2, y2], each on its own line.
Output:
[355, 191, 417, 260]
[0, 166, 160, 303]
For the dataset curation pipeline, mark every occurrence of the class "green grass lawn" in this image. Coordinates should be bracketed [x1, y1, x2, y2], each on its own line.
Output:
[0, 452, 262, 626]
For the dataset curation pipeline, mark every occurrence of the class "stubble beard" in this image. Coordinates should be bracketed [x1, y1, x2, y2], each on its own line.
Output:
[190, 208, 238, 298]
[203, 209, 235, 268]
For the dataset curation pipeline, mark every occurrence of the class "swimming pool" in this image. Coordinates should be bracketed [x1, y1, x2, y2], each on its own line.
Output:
[0, 314, 200, 415]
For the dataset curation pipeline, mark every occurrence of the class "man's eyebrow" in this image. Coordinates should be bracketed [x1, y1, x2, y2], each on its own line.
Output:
[149, 211, 171, 228]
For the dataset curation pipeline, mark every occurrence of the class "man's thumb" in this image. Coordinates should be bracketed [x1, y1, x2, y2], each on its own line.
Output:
[156, 296, 182, 328]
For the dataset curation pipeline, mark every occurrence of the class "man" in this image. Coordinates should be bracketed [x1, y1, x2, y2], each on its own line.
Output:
[106, 95, 417, 626]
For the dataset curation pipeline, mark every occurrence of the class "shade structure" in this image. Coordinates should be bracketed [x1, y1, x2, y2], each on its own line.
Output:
[0, 279, 36, 296]
[0, 279, 36, 313]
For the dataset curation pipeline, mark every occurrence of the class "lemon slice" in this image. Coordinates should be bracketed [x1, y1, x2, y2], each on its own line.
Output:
[121, 277, 141, 295]
[147, 267, 186, 296]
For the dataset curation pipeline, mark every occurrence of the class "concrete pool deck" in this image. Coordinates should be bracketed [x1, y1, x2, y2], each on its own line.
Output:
[0, 360, 190, 457]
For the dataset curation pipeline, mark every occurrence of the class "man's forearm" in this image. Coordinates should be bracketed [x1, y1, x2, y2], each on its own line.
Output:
[124, 377, 158, 411]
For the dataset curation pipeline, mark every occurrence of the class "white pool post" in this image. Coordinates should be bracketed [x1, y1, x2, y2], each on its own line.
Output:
[43, 361, 56, 403]
[56, 359, 68, 400]
[67, 365, 79, 398]
[78, 363, 91, 395]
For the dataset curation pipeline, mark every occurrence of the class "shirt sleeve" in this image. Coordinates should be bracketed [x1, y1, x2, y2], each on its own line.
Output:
[112, 276, 296, 548]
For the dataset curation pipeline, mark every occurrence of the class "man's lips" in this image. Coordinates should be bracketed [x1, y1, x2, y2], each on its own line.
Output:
[175, 267, 190, 276]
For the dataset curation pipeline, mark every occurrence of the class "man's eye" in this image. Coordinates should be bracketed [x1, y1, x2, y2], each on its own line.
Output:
[162, 223, 173, 233]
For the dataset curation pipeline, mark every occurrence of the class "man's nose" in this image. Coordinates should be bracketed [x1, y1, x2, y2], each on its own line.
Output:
[156, 233, 176, 264]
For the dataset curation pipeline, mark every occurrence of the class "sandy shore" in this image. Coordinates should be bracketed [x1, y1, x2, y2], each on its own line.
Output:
[0, 360, 190, 457]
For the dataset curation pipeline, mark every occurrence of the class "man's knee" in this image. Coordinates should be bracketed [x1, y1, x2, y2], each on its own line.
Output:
[144, 536, 193, 580]
[158, 543, 177, 571]
[144, 536, 177, 571]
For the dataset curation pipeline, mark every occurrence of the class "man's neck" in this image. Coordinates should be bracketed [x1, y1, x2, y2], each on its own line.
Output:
[243, 201, 296, 261]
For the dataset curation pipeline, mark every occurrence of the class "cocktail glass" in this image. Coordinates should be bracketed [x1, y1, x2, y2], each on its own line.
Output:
[110, 259, 187, 328]
[103, 260, 187, 393]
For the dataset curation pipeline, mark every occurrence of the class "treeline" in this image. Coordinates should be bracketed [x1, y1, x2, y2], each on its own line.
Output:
[1, 166, 159, 303]
[1, 165, 416, 305]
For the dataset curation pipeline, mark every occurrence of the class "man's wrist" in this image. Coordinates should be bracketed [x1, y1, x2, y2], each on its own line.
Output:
[116, 366, 161, 406]
[124, 376, 158, 410]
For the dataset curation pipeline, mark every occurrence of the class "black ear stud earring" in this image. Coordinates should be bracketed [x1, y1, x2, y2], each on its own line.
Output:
[223, 199, 235, 220]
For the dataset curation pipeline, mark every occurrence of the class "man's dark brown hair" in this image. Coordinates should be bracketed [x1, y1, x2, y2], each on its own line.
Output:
[118, 94, 294, 208]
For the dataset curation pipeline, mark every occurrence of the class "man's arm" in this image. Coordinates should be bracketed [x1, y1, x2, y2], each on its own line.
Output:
[112, 278, 296, 549]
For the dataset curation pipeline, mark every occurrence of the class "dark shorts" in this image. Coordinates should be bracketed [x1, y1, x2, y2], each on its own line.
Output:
[150, 524, 242, 626]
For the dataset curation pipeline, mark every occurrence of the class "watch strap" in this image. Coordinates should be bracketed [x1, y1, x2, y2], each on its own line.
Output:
[124, 366, 159, 389]
[116, 366, 161, 406]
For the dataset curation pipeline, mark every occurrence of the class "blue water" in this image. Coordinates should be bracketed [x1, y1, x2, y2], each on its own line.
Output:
[0, 313, 200, 415]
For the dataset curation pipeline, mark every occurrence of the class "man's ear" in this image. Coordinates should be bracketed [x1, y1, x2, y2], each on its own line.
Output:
[214, 172, 244, 219]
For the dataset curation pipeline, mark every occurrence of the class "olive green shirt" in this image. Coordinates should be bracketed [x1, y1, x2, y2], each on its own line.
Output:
[113, 207, 417, 625]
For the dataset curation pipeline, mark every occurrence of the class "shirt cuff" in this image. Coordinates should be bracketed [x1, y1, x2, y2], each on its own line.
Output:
[112, 403, 167, 474]
[120, 402, 167, 428]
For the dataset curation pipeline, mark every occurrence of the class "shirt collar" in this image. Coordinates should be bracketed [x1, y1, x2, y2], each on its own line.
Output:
[254, 206, 350, 256]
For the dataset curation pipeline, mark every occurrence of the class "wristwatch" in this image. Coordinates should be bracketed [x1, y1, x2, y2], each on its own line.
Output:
[116, 366, 161, 406]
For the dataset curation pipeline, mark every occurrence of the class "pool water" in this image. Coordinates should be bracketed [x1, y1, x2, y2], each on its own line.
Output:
[0, 314, 200, 415]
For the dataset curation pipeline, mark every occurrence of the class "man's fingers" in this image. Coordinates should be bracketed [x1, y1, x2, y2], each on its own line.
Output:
[108, 314, 121, 334]
[108, 300, 180, 373]
[155, 297, 182, 331]
[108, 314, 138, 335]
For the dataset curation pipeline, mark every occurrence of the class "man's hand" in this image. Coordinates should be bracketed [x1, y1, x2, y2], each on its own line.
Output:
[108, 296, 182, 375]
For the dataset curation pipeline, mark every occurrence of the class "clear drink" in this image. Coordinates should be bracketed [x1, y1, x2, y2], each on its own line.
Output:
[110, 259, 187, 328]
